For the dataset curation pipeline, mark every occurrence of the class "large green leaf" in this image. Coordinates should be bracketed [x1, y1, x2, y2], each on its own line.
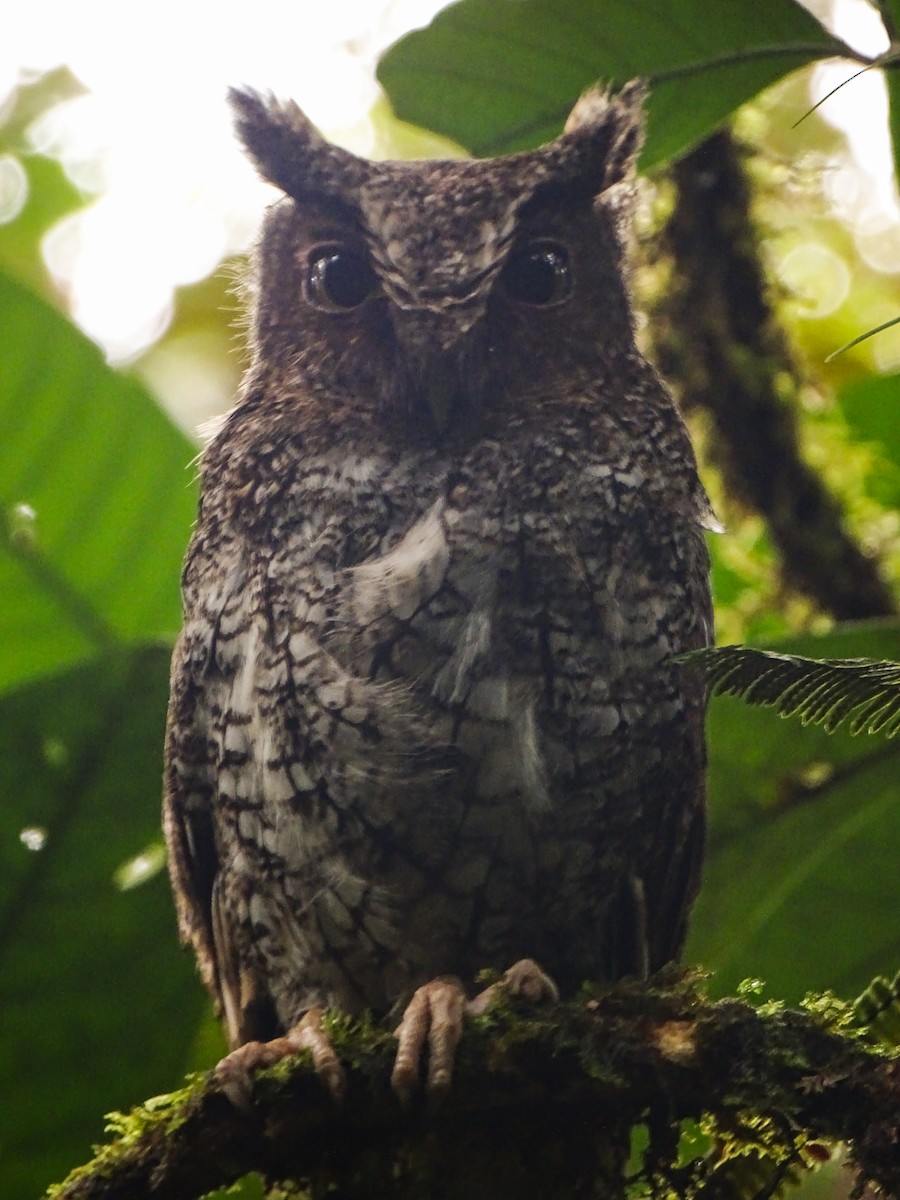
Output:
[0, 646, 205, 1199]
[688, 621, 900, 1001]
[838, 370, 900, 507]
[0, 271, 198, 695]
[0, 269, 216, 1195]
[377, 0, 840, 165]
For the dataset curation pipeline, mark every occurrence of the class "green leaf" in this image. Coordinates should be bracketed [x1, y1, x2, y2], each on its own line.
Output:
[685, 644, 900, 736]
[0, 271, 197, 695]
[688, 621, 900, 1002]
[0, 647, 205, 1199]
[377, 0, 840, 165]
[838, 370, 900, 507]
[0, 268, 213, 1195]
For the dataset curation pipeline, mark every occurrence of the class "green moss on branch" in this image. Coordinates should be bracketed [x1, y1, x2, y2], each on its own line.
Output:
[48, 970, 900, 1200]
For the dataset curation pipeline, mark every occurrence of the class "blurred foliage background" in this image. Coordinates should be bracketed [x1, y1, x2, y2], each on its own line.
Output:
[1, 1, 899, 1196]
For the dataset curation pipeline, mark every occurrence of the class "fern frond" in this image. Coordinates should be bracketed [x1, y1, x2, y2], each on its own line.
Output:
[681, 646, 900, 737]
[853, 968, 900, 1048]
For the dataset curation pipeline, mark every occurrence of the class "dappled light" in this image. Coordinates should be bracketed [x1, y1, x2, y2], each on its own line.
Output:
[775, 241, 852, 318]
[3, 1, 452, 367]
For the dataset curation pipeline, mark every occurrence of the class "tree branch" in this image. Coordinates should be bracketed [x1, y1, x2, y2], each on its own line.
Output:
[48, 971, 900, 1200]
[651, 128, 897, 622]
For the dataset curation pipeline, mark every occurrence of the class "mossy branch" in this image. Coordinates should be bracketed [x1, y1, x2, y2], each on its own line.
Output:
[48, 969, 900, 1200]
[651, 128, 897, 622]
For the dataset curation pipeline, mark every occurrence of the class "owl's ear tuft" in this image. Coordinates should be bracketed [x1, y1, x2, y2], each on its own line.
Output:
[228, 87, 370, 203]
[561, 79, 646, 196]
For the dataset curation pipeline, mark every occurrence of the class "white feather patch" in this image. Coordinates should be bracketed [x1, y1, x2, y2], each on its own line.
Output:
[350, 500, 449, 623]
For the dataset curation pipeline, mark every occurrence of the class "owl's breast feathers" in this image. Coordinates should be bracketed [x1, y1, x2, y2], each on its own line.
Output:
[165, 413, 711, 1031]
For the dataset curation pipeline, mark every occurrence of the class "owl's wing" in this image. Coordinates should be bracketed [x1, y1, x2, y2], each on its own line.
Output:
[164, 625, 277, 1047]
[163, 630, 222, 1012]
[620, 527, 712, 976]
[639, 755, 707, 973]
[567, 463, 714, 980]
[644, 504, 714, 971]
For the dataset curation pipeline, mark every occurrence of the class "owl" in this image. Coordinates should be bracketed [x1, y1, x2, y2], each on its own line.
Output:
[163, 82, 713, 1102]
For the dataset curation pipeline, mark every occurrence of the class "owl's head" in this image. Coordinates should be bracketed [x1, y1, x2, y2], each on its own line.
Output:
[230, 83, 645, 446]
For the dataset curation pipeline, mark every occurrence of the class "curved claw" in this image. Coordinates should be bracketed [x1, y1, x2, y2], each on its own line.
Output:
[467, 958, 559, 1016]
[215, 1036, 294, 1112]
[390, 961, 559, 1104]
[289, 1006, 346, 1101]
[391, 976, 466, 1105]
[215, 1006, 345, 1111]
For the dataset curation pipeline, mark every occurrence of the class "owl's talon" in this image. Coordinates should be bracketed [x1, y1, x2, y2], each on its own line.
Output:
[215, 1037, 288, 1112]
[215, 1007, 345, 1110]
[287, 1006, 346, 1101]
[467, 957, 559, 1016]
[391, 976, 466, 1104]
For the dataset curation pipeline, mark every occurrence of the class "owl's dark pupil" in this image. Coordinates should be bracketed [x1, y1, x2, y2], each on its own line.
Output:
[502, 242, 571, 306]
[308, 250, 376, 310]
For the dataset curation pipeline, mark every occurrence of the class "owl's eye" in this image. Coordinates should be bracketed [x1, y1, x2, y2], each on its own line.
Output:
[500, 240, 572, 306]
[306, 246, 378, 311]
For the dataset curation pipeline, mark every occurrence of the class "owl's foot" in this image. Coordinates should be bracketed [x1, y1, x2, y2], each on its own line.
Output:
[391, 975, 466, 1104]
[216, 1006, 345, 1110]
[390, 959, 558, 1104]
[467, 956, 560, 1016]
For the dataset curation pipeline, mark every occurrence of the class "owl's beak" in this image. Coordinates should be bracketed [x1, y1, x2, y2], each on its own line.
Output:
[400, 305, 485, 437]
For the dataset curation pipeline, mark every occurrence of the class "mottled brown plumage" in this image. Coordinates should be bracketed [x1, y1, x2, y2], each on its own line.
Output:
[164, 82, 713, 1097]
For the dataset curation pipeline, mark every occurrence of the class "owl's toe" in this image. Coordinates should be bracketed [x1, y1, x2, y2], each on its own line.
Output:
[391, 976, 466, 1105]
[215, 1037, 291, 1112]
[215, 1006, 345, 1110]
[467, 957, 559, 1015]
[288, 1006, 346, 1100]
[502, 957, 560, 1003]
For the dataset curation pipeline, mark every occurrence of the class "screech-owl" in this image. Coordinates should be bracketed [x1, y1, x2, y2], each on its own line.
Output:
[164, 82, 714, 1098]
